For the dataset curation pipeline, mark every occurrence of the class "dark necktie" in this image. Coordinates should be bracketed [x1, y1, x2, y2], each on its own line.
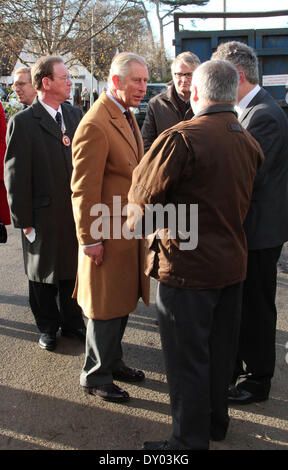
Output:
[124, 110, 136, 138]
[55, 111, 62, 130]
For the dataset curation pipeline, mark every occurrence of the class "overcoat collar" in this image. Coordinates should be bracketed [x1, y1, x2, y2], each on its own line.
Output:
[99, 92, 143, 162]
[31, 97, 75, 143]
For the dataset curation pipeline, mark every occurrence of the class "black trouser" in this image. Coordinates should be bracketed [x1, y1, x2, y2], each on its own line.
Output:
[29, 280, 85, 335]
[156, 282, 242, 450]
[233, 245, 283, 393]
[80, 315, 128, 387]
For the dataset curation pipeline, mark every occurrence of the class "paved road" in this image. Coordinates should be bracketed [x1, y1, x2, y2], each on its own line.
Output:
[0, 226, 287, 450]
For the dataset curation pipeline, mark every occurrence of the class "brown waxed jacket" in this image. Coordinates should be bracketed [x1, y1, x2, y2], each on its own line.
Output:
[129, 104, 264, 290]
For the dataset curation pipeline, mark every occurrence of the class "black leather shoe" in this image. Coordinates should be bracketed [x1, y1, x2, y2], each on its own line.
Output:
[61, 327, 86, 343]
[39, 333, 57, 351]
[142, 441, 174, 450]
[142, 440, 190, 450]
[83, 383, 130, 403]
[112, 365, 145, 382]
[228, 385, 268, 405]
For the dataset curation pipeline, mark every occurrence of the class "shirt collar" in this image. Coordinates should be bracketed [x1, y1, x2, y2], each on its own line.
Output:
[38, 98, 62, 120]
[106, 89, 127, 114]
[38, 99, 65, 132]
[235, 84, 261, 118]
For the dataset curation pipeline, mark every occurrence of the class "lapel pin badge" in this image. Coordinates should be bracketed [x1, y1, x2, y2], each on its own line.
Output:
[62, 135, 71, 146]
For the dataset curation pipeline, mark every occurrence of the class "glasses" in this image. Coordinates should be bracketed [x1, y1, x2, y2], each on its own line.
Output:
[174, 72, 193, 78]
[52, 74, 71, 82]
[12, 81, 30, 89]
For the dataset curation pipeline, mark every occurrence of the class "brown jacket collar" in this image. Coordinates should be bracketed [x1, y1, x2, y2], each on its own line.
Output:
[194, 103, 237, 119]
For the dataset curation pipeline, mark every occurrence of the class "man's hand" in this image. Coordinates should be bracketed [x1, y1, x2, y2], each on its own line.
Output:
[83, 244, 104, 266]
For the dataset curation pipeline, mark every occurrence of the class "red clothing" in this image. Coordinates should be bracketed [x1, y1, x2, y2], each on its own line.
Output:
[0, 102, 11, 225]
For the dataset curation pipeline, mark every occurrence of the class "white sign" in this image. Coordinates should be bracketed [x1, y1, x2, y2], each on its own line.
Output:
[262, 75, 288, 87]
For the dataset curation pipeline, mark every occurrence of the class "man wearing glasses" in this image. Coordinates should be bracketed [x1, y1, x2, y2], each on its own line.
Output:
[141, 51, 200, 152]
[5, 56, 86, 352]
[13, 67, 37, 108]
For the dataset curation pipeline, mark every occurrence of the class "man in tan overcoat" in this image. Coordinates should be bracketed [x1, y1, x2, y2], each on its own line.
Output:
[71, 52, 150, 402]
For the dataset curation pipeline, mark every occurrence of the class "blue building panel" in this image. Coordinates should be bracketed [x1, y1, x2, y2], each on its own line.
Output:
[175, 28, 288, 112]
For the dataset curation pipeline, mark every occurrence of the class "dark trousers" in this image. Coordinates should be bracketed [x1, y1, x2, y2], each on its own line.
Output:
[233, 245, 282, 393]
[80, 315, 128, 387]
[156, 282, 242, 450]
[29, 280, 85, 335]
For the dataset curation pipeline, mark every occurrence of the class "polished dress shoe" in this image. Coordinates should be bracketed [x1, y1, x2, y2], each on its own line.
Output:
[228, 385, 268, 405]
[143, 441, 187, 450]
[142, 441, 173, 450]
[83, 383, 130, 403]
[112, 365, 145, 382]
[61, 327, 86, 343]
[39, 333, 57, 351]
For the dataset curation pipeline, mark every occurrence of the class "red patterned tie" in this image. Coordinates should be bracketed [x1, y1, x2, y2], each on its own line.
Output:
[124, 110, 136, 138]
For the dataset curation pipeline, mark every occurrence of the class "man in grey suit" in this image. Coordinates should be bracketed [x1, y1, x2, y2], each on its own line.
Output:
[212, 42, 288, 404]
[5, 56, 86, 351]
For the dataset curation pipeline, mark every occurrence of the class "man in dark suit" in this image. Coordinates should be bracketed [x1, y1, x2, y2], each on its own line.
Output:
[5, 56, 86, 351]
[212, 41, 288, 404]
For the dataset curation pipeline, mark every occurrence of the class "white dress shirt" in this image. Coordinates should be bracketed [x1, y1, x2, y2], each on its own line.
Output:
[235, 84, 261, 119]
[38, 99, 66, 132]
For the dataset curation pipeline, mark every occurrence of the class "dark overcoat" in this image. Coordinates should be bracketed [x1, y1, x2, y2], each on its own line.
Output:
[4, 98, 82, 283]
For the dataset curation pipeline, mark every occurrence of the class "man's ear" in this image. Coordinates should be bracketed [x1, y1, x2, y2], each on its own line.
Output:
[238, 70, 246, 85]
[190, 84, 198, 103]
[111, 74, 121, 90]
[42, 76, 51, 91]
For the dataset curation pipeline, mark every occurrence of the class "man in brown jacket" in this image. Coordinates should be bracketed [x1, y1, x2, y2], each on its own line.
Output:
[71, 53, 150, 403]
[128, 60, 264, 449]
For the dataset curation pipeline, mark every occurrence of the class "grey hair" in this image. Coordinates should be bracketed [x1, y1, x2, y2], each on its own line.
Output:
[171, 51, 201, 73]
[192, 60, 239, 103]
[211, 41, 259, 84]
[108, 52, 148, 88]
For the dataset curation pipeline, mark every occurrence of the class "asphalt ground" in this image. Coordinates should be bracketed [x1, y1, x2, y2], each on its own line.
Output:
[0, 226, 287, 455]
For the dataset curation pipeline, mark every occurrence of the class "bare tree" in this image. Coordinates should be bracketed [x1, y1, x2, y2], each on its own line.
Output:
[129, 0, 210, 79]
[0, 1, 130, 62]
[0, 0, 154, 81]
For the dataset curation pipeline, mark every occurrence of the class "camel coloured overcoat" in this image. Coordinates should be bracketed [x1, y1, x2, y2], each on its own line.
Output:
[71, 92, 149, 320]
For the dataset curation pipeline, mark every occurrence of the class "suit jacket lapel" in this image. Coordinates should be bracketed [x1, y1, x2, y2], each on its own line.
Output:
[238, 88, 266, 124]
